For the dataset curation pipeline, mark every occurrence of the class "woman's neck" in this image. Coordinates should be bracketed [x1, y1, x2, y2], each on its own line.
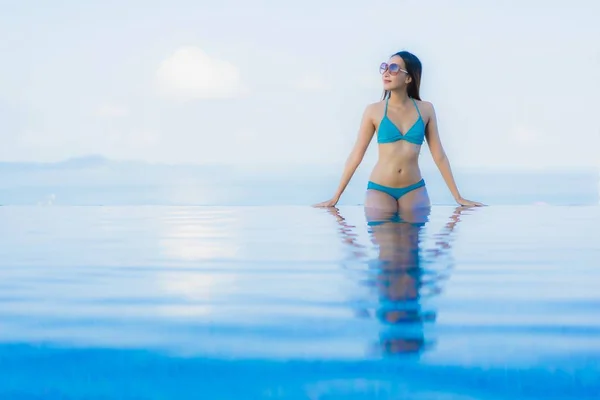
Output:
[388, 90, 410, 105]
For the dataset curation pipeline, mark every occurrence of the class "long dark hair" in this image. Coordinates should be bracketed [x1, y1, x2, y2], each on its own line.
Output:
[382, 50, 422, 101]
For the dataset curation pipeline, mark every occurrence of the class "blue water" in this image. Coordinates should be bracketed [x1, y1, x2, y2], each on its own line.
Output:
[1, 204, 599, 399]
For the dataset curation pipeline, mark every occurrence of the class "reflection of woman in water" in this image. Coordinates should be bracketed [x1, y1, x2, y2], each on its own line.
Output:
[326, 205, 468, 356]
[313, 50, 483, 210]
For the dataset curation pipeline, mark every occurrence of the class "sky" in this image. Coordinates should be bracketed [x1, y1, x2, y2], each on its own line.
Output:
[1, 0, 599, 170]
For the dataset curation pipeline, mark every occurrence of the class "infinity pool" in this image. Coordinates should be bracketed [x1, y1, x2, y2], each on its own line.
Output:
[0, 205, 599, 399]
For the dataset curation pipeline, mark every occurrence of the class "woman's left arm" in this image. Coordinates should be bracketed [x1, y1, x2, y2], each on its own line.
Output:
[423, 102, 485, 207]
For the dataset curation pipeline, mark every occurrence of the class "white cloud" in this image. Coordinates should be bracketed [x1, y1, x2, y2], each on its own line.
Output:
[155, 46, 245, 100]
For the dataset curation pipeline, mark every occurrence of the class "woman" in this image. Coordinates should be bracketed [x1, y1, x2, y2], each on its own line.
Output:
[313, 50, 483, 210]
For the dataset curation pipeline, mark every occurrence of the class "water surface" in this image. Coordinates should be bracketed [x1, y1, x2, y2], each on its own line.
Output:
[0, 205, 599, 399]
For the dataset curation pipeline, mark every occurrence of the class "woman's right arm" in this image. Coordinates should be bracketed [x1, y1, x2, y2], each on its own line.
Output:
[313, 104, 376, 207]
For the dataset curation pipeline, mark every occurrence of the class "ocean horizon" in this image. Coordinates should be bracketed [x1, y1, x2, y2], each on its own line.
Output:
[1, 155, 598, 206]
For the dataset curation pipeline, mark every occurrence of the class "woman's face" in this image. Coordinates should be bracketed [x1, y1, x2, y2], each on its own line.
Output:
[380, 55, 410, 91]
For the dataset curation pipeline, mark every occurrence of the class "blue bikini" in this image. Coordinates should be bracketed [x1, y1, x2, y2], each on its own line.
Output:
[367, 97, 426, 200]
[378, 97, 425, 145]
[367, 179, 426, 201]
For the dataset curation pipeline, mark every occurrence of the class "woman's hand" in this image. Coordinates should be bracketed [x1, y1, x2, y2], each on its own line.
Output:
[456, 197, 486, 207]
[312, 197, 339, 208]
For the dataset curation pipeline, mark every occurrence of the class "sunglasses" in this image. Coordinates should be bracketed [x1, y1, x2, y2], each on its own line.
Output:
[379, 62, 408, 76]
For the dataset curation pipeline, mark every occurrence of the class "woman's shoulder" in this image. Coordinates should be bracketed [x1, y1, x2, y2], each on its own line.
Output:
[415, 99, 433, 108]
[366, 100, 385, 109]
[414, 98, 434, 109]
[414, 99, 436, 119]
[363, 100, 385, 116]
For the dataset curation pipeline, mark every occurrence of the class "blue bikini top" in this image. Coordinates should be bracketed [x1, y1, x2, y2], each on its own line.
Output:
[377, 97, 425, 145]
